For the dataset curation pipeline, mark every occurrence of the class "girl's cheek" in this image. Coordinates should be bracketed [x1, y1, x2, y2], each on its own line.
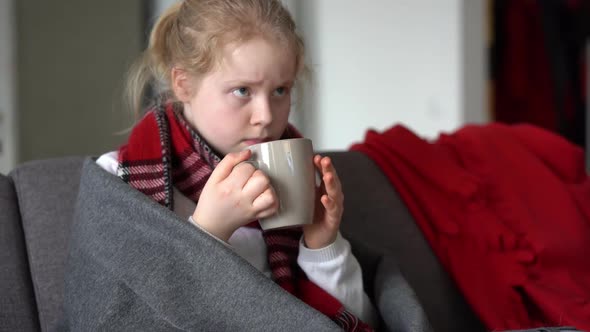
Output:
[225, 97, 243, 109]
[278, 105, 292, 121]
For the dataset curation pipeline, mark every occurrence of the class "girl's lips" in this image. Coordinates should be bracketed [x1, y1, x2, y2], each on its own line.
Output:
[244, 138, 271, 146]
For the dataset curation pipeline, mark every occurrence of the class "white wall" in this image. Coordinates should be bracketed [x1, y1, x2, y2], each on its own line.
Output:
[153, 0, 488, 150]
[0, 0, 17, 174]
[295, 0, 487, 150]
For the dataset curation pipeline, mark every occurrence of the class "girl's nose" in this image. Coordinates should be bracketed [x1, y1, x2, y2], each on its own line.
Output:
[250, 97, 273, 126]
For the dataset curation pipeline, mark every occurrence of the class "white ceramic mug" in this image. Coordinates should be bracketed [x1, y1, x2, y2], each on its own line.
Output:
[244, 138, 316, 231]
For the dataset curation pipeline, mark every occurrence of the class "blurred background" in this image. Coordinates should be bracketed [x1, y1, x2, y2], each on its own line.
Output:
[0, 0, 588, 174]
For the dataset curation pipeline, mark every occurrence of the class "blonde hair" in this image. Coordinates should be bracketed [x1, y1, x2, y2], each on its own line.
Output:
[125, 0, 306, 118]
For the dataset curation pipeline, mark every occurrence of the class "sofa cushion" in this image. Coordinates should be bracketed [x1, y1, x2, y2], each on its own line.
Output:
[10, 157, 85, 332]
[0, 173, 40, 331]
[327, 151, 485, 332]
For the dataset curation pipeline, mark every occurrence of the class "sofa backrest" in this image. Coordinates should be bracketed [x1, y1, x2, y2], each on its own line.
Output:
[8, 157, 85, 332]
[0, 173, 40, 331]
[334, 151, 484, 332]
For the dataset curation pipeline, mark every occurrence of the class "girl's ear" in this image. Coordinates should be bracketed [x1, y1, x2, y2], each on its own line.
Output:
[171, 67, 193, 102]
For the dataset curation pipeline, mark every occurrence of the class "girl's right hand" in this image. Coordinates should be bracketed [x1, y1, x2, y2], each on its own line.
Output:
[192, 150, 279, 242]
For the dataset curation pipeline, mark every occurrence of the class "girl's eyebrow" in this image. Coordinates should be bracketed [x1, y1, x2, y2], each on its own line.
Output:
[223, 79, 294, 87]
[223, 79, 263, 86]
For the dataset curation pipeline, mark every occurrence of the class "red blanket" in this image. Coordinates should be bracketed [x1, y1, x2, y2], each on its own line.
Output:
[350, 123, 590, 331]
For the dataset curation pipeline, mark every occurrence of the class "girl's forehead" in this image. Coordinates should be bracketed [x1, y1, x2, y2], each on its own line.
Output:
[213, 38, 297, 83]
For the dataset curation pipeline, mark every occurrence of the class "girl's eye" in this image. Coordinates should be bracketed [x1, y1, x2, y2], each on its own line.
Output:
[232, 87, 250, 97]
[273, 87, 288, 97]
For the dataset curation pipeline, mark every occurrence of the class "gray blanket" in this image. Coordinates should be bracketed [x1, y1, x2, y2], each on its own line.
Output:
[62, 159, 342, 331]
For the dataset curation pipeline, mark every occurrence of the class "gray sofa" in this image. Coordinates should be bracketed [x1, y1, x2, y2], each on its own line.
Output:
[1, 152, 486, 332]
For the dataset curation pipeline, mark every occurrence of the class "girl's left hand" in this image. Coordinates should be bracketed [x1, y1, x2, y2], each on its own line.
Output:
[303, 155, 344, 249]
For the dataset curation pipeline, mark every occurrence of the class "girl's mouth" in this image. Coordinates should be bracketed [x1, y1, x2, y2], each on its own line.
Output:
[243, 137, 271, 146]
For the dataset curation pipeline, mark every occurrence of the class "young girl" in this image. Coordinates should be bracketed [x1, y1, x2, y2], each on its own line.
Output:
[96, 0, 376, 329]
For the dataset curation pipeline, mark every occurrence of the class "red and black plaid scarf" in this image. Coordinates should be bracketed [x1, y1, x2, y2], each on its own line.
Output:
[117, 103, 372, 331]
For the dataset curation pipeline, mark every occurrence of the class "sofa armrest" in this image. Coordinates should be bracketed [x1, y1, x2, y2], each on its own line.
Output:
[8, 157, 85, 331]
[0, 174, 40, 331]
[347, 236, 433, 332]
[374, 256, 433, 332]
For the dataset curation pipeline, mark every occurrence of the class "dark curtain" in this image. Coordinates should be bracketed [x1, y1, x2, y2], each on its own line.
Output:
[491, 0, 590, 148]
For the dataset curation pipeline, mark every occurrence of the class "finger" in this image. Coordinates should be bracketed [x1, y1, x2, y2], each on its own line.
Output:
[321, 195, 342, 225]
[320, 159, 343, 197]
[252, 187, 279, 212]
[321, 194, 339, 211]
[314, 154, 323, 171]
[208, 150, 252, 183]
[322, 171, 341, 197]
[321, 176, 344, 213]
[225, 161, 258, 189]
[255, 204, 280, 219]
[321, 194, 332, 209]
[320, 156, 336, 173]
[242, 170, 272, 196]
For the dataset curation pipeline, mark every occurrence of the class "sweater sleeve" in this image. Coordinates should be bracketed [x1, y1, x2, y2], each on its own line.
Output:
[297, 232, 378, 326]
[96, 151, 119, 174]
